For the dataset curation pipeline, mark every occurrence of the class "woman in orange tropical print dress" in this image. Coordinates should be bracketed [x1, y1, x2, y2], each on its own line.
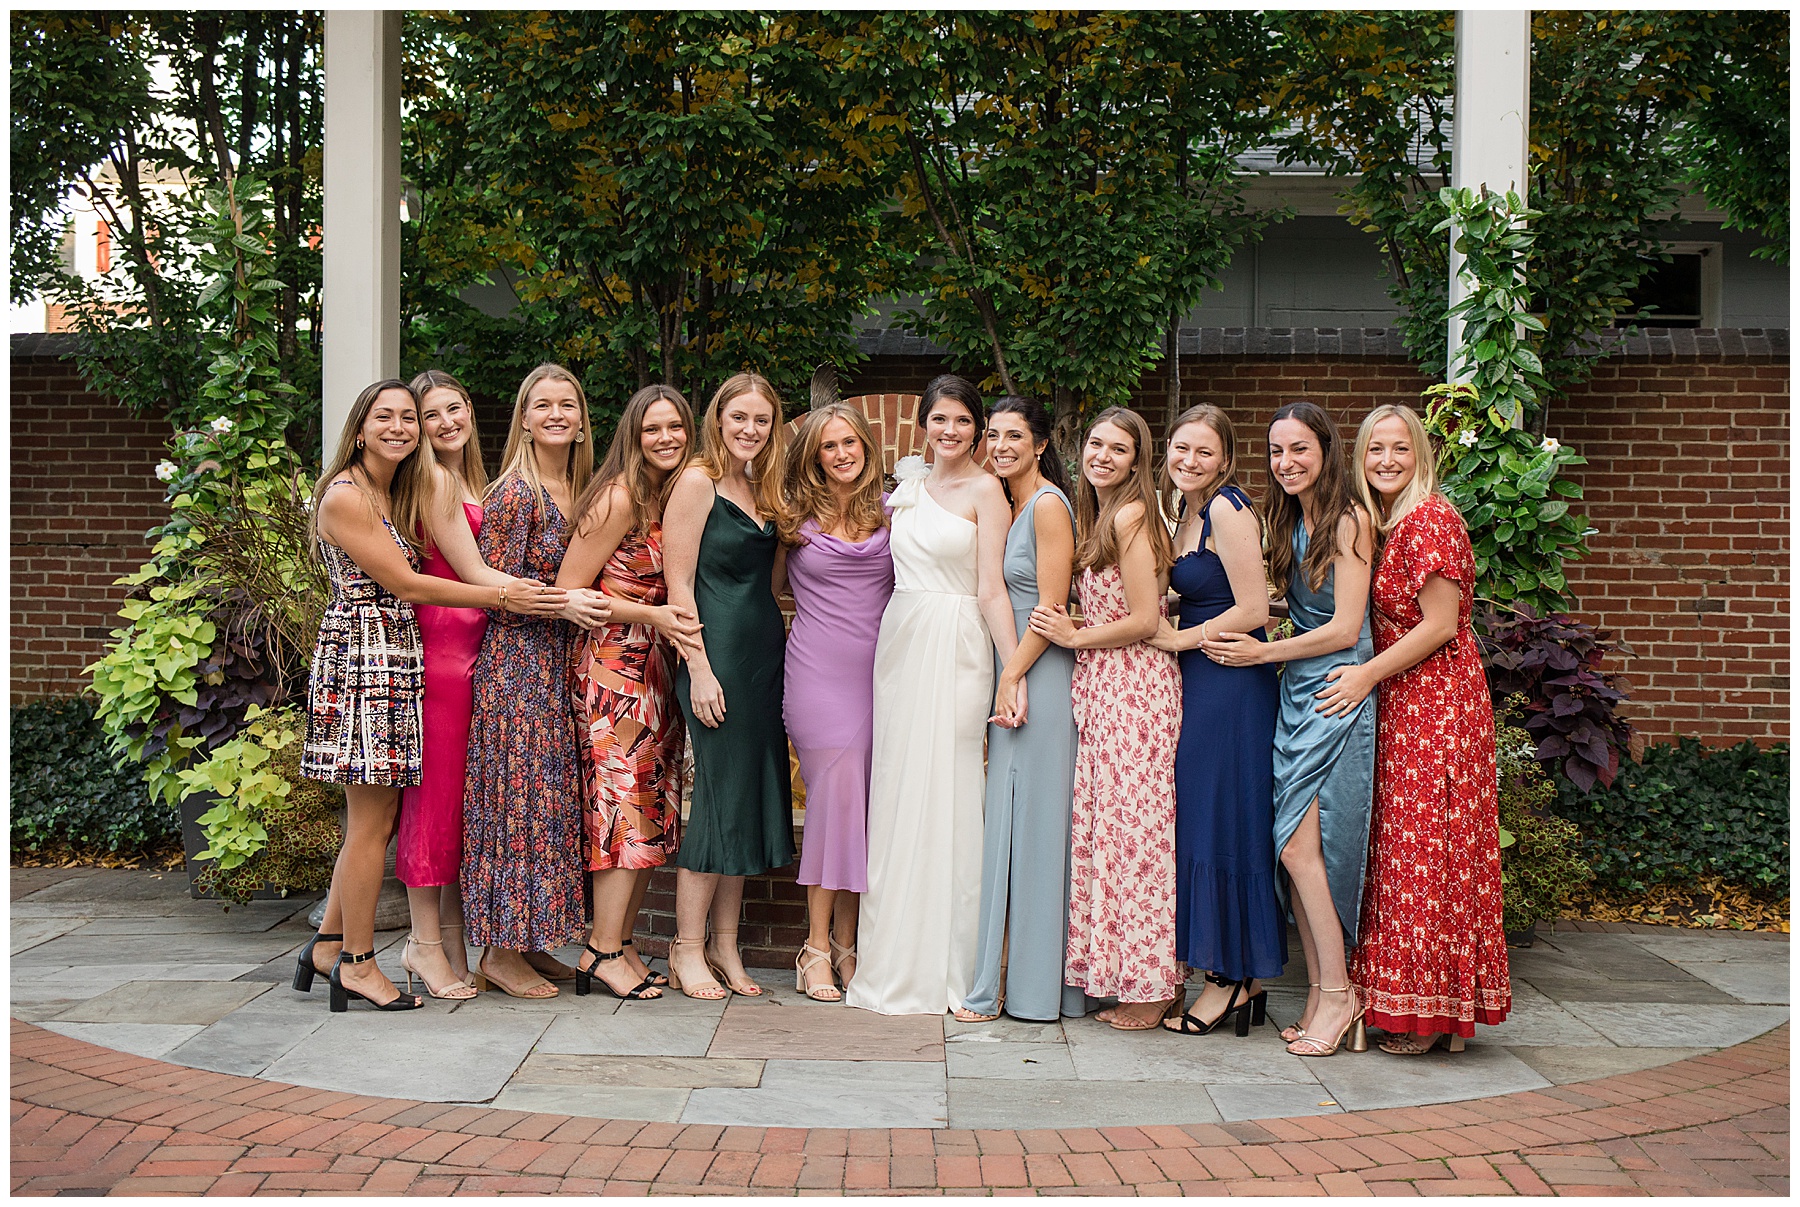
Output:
[559, 385, 705, 1000]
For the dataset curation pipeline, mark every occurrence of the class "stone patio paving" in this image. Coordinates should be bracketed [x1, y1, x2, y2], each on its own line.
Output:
[12, 868, 1788, 1131]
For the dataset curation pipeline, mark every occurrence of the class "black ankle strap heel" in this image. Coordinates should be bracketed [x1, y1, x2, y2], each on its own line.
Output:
[328, 950, 424, 1013]
[292, 932, 343, 993]
[575, 943, 659, 1001]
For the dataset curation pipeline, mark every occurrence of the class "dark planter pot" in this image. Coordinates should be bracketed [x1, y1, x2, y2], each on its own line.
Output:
[1505, 925, 1538, 948]
[179, 790, 285, 901]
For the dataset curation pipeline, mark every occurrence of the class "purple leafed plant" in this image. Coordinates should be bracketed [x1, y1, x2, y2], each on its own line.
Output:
[1479, 607, 1635, 793]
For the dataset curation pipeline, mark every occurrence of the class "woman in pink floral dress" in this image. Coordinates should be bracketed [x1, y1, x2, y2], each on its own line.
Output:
[1030, 407, 1184, 1031]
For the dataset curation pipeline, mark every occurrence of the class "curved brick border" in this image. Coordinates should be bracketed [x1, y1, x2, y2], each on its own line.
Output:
[10, 1019, 1785, 1196]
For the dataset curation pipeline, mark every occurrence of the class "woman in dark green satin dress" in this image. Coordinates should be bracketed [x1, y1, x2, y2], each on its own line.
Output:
[661, 372, 794, 999]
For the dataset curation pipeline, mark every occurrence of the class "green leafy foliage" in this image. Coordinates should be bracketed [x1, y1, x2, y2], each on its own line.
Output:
[1422, 383, 1589, 615]
[1549, 740, 1789, 896]
[405, 12, 907, 410]
[1666, 11, 1788, 262]
[1437, 188, 1550, 427]
[10, 13, 322, 427]
[1275, 12, 1786, 413]
[1495, 704, 1594, 933]
[10, 698, 178, 857]
[88, 178, 306, 807]
[185, 705, 341, 903]
[838, 11, 1279, 424]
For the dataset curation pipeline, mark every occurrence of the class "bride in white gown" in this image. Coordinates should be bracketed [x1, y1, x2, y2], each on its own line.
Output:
[849, 375, 1018, 1016]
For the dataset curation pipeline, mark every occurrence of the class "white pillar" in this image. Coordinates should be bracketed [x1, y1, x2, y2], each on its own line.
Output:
[321, 11, 401, 463]
[1447, 10, 1531, 380]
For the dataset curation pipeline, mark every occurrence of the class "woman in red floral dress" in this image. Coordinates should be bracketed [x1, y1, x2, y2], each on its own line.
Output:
[559, 385, 705, 1000]
[1321, 404, 1510, 1054]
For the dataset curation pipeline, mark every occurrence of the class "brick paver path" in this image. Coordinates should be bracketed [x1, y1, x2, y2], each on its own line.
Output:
[11, 1019, 1786, 1196]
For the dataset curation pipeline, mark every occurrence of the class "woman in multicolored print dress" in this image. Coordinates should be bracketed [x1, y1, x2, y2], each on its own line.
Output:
[297, 379, 562, 1013]
[1030, 407, 1184, 1032]
[461, 364, 611, 1000]
[1334, 404, 1509, 1054]
[558, 385, 705, 1001]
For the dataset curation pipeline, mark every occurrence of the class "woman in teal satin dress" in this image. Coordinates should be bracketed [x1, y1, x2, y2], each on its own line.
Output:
[1201, 401, 1376, 1059]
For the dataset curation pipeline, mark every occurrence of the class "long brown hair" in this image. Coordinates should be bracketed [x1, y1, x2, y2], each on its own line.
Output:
[781, 403, 887, 544]
[697, 372, 788, 524]
[1159, 404, 1240, 526]
[409, 368, 488, 497]
[574, 383, 694, 538]
[491, 363, 596, 520]
[1264, 400, 1365, 594]
[1074, 406, 1174, 575]
[310, 379, 435, 555]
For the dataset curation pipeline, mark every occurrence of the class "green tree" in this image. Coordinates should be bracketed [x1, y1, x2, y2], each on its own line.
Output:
[832, 11, 1280, 426]
[1667, 9, 1789, 263]
[1273, 11, 1780, 425]
[9, 12, 322, 438]
[405, 12, 906, 412]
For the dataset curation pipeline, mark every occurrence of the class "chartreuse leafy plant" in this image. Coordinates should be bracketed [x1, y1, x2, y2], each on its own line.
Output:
[89, 175, 305, 808]
[182, 704, 341, 904]
[1423, 382, 1589, 616]
[1495, 702, 1593, 934]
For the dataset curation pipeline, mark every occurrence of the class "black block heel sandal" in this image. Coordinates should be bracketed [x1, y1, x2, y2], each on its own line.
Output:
[575, 943, 660, 1000]
[328, 950, 424, 1012]
[292, 932, 342, 993]
[622, 938, 668, 987]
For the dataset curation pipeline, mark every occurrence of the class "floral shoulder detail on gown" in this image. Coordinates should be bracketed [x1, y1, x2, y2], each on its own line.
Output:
[888, 456, 928, 511]
[892, 454, 929, 482]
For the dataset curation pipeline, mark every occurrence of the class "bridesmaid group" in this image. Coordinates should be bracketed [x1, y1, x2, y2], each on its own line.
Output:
[299, 363, 1511, 1058]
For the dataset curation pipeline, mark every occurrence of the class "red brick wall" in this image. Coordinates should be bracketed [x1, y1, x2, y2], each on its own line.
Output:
[11, 358, 172, 705]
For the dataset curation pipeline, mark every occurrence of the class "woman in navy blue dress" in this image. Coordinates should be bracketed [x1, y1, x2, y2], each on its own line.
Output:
[1151, 406, 1286, 1036]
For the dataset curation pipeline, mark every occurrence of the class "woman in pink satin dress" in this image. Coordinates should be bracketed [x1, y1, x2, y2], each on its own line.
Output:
[398, 370, 572, 999]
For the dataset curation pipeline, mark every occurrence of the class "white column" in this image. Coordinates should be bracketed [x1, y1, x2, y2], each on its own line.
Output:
[321, 11, 401, 463]
[1447, 10, 1531, 380]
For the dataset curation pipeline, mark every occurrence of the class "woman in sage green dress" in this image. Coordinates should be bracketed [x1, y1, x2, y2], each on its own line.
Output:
[1202, 401, 1376, 1059]
[958, 395, 1086, 1024]
[662, 372, 794, 1000]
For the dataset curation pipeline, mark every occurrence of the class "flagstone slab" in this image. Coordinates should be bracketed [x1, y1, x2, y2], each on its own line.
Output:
[1516, 977, 1738, 1005]
[13, 932, 302, 967]
[162, 1002, 329, 1076]
[1509, 1044, 1712, 1085]
[949, 1077, 1223, 1128]
[946, 1040, 1077, 1080]
[944, 1016, 1066, 1044]
[1063, 1014, 1315, 1083]
[711, 997, 944, 1061]
[512, 1053, 763, 1088]
[1311, 1041, 1550, 1110]
[492, 1083, 691, 1121]
[11, 917, 88, 954]
[1559, 1001, 1788, 1049]
[39, 1021, 206, 1059]
[683, 1059, 946, 1128]
[1207, 1082, 1345, 1122]
[1470, 994, 1614, 1047]
[262, 1010, 552, 1101]
[538, 1003, 723, 1057]
[53, 979, 271, 1025]
[1622, 934, 1790, 1005]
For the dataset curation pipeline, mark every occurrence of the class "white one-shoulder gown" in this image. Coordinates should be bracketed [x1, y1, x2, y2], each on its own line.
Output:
[847, 462, 992, 1016]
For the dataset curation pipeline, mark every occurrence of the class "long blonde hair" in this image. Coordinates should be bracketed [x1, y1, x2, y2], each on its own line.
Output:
[781, 403, 886, 544]
[1074, 407, 1174, 575]
[1353, 403, 1444, 540]
[310, 379, 436, 555]
[491, 363, 596, 520]
[574, 383, 694, 538]
[1159, 404, 1241, 526]
[409, 368, 489, 497]
[697, 372, 788, 525]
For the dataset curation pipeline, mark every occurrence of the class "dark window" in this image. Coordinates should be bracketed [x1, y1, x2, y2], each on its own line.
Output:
[1624, 252, 1705, 327]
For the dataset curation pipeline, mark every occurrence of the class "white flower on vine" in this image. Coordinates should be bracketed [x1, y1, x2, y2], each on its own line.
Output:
[1540, 436, 1561, 453]
[209, 416, 235, 434]
[154, 459, 179, 482]
[1458, 429, 1479, 447]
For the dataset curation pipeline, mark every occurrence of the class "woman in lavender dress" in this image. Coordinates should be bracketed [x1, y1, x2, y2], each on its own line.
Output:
[780, 404, 894, 1001]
